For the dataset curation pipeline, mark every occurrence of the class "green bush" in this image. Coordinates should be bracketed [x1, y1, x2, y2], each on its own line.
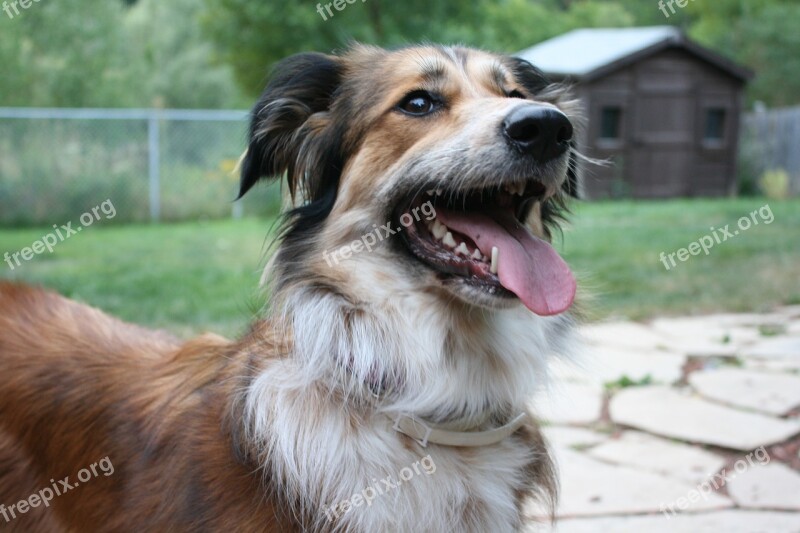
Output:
[760, 168, 791, 200]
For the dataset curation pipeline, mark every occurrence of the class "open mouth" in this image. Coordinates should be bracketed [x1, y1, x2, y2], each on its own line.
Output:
[396, 180, 576, 316]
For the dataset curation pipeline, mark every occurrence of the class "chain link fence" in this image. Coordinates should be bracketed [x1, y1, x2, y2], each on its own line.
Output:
[3, 106, 797, 227]
[0, 108, 281, 226]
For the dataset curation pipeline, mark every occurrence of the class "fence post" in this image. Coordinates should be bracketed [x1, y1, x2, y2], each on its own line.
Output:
[232, 201, 243, 219]
[147, 111, 161, 222]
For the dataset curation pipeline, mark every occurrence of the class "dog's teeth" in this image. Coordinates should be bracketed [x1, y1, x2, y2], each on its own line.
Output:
[426, 189, 436, 196]
[443, 232, 457, 248]
[432, 220, 447, 240]
[505, 183, 525, 196]
[490, 247, 499, 274]
[436, 189, 443, 196]
[471, 249, 482, 260]
[456, 242, 469, 256]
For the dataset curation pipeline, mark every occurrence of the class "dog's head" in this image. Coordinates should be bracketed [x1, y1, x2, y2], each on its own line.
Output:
[240, 44, 581, 317]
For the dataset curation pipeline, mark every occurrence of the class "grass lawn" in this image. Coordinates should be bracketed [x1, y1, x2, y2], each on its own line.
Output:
[1, 198, 798, 337]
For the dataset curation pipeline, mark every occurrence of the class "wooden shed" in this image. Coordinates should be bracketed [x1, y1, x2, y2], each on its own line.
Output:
[518, 27, 753, 199]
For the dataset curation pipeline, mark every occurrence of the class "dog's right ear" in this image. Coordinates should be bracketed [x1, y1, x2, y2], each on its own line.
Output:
[238, 53, 343, 202]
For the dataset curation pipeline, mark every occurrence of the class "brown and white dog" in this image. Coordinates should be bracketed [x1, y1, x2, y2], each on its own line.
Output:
[0, 44, 582, 532]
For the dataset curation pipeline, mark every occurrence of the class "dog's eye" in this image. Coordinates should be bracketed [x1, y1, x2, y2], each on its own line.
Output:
[398, 91, 440, 116]
[507, 89, 527, 100]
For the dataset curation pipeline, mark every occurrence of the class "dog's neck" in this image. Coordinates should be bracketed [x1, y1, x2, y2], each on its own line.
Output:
[235, 275, 568, 530]
[271, 281, 572, 420]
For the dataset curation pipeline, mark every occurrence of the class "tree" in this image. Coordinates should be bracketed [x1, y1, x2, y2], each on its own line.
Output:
[126, 0, 246, 108]
[687, 0, 800, 107]
[0, 0, 144, 107]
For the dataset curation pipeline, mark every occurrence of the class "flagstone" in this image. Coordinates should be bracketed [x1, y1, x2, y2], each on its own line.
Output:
[744, 358, 800, 374]
[727, 463, 800, 511]
[610, 387, 800, 451]
[532, 383, 603, 425]
[529, 449, 731, 518]
[741, 337, 800, 359]
[702, 313, 789, 327]
[527, 510, 800, 533]
[580, 322, 672, 352]
[587, 431, 727, 484]
[689, 368, 800, 416]
[650, 317, 762, 348]
[777, 306, 800, 318]
[542, 426, 607, 449]
[551, 345, 686, 386]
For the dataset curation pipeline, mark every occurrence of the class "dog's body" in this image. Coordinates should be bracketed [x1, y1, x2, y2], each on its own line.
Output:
[0, 44, 581, 532]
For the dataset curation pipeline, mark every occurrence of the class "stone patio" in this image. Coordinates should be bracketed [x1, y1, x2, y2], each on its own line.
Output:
[527, 308, 800, 533]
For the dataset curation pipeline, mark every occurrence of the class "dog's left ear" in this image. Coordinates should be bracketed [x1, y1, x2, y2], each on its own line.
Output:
[238, 53, 344, 202]
[508, 57, 581, 198]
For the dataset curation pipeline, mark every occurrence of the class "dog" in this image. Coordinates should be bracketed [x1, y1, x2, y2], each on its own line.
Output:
[0, 44, 582, 532]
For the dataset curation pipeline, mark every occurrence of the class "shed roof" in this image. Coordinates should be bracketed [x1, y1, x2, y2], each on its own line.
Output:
[516, 26, 752, 82]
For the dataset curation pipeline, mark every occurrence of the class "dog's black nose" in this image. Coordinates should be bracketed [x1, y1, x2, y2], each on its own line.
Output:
[503, 106, 573, 162]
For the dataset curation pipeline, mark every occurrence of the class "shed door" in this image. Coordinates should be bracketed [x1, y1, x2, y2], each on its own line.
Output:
[628, 68, 695, 197]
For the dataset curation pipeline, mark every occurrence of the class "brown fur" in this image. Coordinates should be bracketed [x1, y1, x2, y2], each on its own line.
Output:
[0, 282, 295, 531]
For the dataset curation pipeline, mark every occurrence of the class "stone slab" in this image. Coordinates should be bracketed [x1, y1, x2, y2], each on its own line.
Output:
[529, 449, 731, 518]
[744, 359, 800, 374]
[552, 345, 686, 387]
[689, 368, 800, 416]
[527, 510, 800, 533]
[542, 427, 607, 449]
[587, 430, 727, 484]
[701, 313, 789, 328]
[610, 387, 800, 451]
[741, 337, 800, 359]
[650, 317, 762, 348]
[532, 383, 603, 425]
[580, 322, 673, 352]
[777, 306, 800, 319]
[727, 463, 800, 511]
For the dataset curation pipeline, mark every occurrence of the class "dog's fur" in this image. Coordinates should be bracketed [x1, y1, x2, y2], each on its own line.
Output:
[0, 44, 581, 532]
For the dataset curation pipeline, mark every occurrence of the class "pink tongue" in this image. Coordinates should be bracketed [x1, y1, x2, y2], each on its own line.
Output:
[436, 209, 576, 316]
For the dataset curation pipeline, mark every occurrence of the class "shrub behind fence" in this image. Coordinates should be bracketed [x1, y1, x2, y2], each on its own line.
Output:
[741, 105, 800, 196]
[0, 108, 280, 226]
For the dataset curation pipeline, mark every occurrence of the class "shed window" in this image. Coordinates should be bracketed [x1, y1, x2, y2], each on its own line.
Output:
[599, 106, 623, 140]
[704, 108, 727, 141]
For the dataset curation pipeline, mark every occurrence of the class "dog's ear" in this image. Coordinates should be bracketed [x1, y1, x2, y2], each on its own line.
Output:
[507, 57, 552, 96]
[238, 53, 343, 202]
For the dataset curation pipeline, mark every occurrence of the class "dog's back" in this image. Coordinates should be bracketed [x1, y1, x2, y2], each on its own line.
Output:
[0, 283, 291, 531]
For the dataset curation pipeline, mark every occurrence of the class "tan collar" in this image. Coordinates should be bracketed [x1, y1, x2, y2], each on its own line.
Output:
[389, 413, 528, 448]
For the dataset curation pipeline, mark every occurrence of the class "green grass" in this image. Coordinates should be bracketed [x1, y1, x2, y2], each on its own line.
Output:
[0, 219, 277, 338]
[1, 198, 798, 337]
[560, 198, 800, 320]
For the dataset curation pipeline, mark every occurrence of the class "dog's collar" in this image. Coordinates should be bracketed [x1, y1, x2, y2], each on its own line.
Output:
[388, 412, 528, 448]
